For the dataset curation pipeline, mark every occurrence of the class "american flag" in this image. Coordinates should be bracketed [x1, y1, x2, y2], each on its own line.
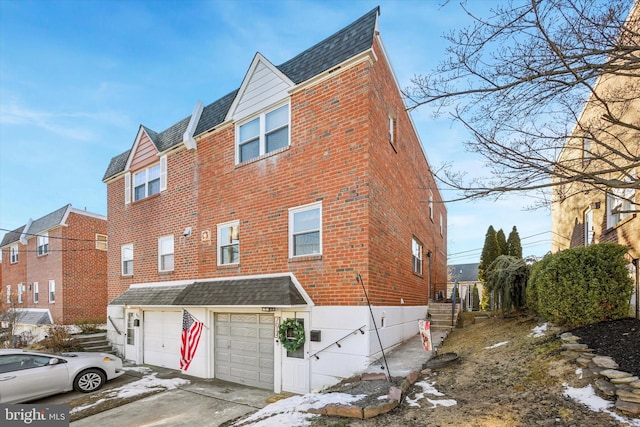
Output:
[180, 310, 204, 371]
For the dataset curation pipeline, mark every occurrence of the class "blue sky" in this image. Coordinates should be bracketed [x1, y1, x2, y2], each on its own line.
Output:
[0, 0, 552, 264]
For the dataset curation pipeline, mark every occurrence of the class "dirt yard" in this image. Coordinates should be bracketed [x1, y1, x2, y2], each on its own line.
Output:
[312, 314, 639, 427]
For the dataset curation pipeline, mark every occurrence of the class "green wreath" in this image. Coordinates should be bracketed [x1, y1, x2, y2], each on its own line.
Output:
[278, 318, 306, 352]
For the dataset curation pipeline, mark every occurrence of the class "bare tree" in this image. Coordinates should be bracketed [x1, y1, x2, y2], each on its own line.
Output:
[406, 0, 639, 205]
[0, 292, 27, 348]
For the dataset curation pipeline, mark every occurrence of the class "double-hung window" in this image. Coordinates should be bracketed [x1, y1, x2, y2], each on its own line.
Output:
[33, 282, 39, 304]
[412, 237, 423, 276]
[17, 284, 24, 304]
[10, 245, 18, 264]
[37, 233, 49, 256]
[429, 190, 434, 220]
[237, 104, 289, 163]
[134, 164, 161, 201]
[289, 202, 322, 257]
[584, 208, 594, 245]
[121, 244, 133, 276]
[217, 221, 239, 265]
[48, 280, 55, 303]
[158, 235, 174, 272]
[607, 181, 636, 228]
[96, 234, 108, 250]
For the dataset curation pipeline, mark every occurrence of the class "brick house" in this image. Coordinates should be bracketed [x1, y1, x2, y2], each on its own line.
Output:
[550, 5, 639, 318]
[103, 7, 447, 393]
[0, 204, 108, 326]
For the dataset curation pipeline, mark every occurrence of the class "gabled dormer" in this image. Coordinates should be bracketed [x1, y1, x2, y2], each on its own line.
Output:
[226, 53, 295, 164]
[122, 126, 167, 205]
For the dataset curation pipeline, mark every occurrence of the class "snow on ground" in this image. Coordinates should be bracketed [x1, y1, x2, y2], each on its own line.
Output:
[484, 341, 509, 350]
[563, 383, 640, 426]
[70, 369, 190, 415]
[528, 323, 548, 338]
[405, 380, 457, 408]
[231, 392, 366, 427]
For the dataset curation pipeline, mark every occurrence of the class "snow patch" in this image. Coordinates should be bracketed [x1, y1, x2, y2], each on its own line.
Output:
[563, 383, 640, 426]
[405, 380, 456, 408]
[528, 323, 548, 338]
[484, 341, 509, 349]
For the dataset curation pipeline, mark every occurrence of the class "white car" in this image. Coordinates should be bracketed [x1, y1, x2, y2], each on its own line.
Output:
[0, 349, 125, 403]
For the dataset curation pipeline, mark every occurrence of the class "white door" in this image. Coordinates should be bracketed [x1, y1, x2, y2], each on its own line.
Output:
[215, 313, 274, 389]
[124, 310, 139, 362]
[281, 312, 310, 394]
[143, 310, 182, 370]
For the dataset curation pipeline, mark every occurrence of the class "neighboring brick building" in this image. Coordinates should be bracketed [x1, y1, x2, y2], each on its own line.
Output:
[103, 8, 447, 393]
[0, 204, 108, 326]
[551, 4, 639, 318]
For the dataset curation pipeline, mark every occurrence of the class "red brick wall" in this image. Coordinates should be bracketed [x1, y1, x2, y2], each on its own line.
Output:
[106, 148, 200, 300]
[25, 227, 63, 321]
[106, 46, 447, 307]
[1, 243, 27, 306]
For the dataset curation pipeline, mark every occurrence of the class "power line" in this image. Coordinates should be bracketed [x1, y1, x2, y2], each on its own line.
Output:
[0, 228, 105, 243]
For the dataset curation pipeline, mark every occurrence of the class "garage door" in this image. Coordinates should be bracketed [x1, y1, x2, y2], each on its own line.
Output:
[143, 310, 182, 370]
[215, 313, 274, 389]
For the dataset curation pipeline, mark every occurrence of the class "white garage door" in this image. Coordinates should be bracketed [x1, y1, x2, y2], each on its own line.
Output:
[215, 313, 274, 389]
[143, 310, 182, 370]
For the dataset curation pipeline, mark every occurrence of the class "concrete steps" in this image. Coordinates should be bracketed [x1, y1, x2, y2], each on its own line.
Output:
[72, 331, 116, 354]
[427, 302, 462, 332]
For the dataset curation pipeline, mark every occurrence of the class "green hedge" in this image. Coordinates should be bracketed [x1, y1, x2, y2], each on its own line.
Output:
[527, 243, 633, 327]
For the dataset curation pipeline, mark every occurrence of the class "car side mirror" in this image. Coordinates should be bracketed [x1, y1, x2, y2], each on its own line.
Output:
[48, 358, 61, 365]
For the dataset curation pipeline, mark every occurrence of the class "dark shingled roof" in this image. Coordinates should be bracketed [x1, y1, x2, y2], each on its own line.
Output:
[449, 263, 480, 283]
[103, 7, 379, 181]
[0, 310, 52, 326]
[109, 276, 307, 307]
[28, 204, 70, 236]
[0, 225, 25, 247]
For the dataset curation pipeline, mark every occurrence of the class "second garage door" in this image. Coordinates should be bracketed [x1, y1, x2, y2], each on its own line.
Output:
[143, 310, 182, 370]
[215, 313, 274, 390]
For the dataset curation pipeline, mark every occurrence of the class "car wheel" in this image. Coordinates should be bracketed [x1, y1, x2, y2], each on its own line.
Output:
[73, 369, 106, 393]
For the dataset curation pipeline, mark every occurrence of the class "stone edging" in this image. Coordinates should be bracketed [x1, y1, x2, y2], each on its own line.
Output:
[307, 370, 421, 419]
[560, 332, 640, 416]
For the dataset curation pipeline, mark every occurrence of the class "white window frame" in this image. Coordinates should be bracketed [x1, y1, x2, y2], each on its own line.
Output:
[289, 202, 322, 258]
[10, 245, 18, 264]
[133, 163, 161, 202]
[607, 181, 636, 228]
[121, 244, 133, 276]
[217, 220, 240, 266]
[33, 282, 39, 304]
[48, 280, 55, 303]
[37, 233, 49, 256]
[389, 116, 395, 144]
[429, 190, 434, 220]
[158, 235, 174, 272]
[96, 234, 108, 251]
[440, 213, 444, 236]
[6, 285, 10, 304]
[412, 237, 423, 276]
[236, 103, 290, 164]
[17, 283, 23, 304]
[584, 208, 594, 246]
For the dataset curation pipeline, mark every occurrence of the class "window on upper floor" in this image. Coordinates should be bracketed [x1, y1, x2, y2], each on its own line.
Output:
[96, 234, 108, 251]
[10, 245, 18, 264]
[134, 164, 161, 201]
[584, 208, 594, 246]
[440, 213, 444, 237]
[607, 184, 636, 228]
[289, 202, 322, 258]
[6, 285, 10, 304]
[158, 235, 174, 272]
[17, 283, 23, 304]
[48, 280, 55, 303]
[37, 233, 49, 256]
[217, 221, 239, 265]
[33, 282, 39, 304]
[412, 237, 423, 276]
[237, 104, 289, 164]
[121, 244, 133, 276]
[583, 136, 593, 166]
[429, 190, 434, 221]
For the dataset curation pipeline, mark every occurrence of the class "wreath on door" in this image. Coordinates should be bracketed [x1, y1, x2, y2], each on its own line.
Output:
[278, 318, 306, 352]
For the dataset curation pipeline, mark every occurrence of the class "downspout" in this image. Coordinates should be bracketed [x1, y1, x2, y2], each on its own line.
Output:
[427, 251, 432, 303]
[634, 258, 640, 319]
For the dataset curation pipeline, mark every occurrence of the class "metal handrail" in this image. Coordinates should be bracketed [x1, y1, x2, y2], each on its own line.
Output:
[108, 316, 122, 335]
[310, 324, 366, 360]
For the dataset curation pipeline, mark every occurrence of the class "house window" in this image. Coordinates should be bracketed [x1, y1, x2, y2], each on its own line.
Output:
[121, 244, 133, 276]
[37, 233, 49, 256]
[440, 213, 444, 236]
[33, 282, 39, 304]
[10, 245, 18, 264]
[6, 285, 10, 304]
[158, 235, 174, 272]
[217, 221, 239, 265]
[607, 183, 635, 228]
[429, 190, 434, 220]
[96, 234, 108, 251]
[48, 280, 55, 303]
[17, 283, 23, 304]
[134, 164, 161, 201]
[412, 237, 423, 276]
[237, 104, 289, 163]
[289, 202, 322, 257]
[389, 116, 395, 144]
[583, 136, 593, 165]
[584, 208, 594, 246]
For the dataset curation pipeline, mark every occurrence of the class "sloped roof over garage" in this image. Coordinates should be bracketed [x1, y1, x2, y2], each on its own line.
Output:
[109, 276, 308, 307]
